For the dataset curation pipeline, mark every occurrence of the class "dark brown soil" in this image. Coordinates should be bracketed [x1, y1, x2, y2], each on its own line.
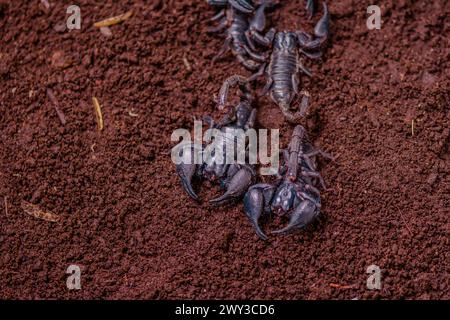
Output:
[0, 0, 448, 299]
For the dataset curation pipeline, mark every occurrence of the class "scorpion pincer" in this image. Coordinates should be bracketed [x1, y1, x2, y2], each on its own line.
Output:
[176, 75, 257, 205]
[247, 2, 330, 123]
[243, 125, 332, 240]
[207, 0, 276, 70]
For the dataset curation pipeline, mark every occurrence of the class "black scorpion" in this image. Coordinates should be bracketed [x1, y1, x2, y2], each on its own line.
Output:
[176, 75, 257, 204]
[207, 0, 276, 70]
[243, 125, 331, 240]
[246, 2, 330, 123]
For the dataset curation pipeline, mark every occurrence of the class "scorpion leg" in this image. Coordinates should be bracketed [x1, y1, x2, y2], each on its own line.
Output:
[259, 76, 273, 95]
[292, 72, 311, 116]
[278, 149, 289, 178]
[210, 166, 255, 205]
[301, 170, 327, 190]
[243, 44, 268, 62]
[235, 53, 262, 70]
[292, 75, 311, 118]
[247, 28, 275, 49]
[212, 36, 232, 62]
[292, 73, 300, 96]
[280, 105, 308, 124]
[207, 0, 229, 6]
[217, 74, 250, 109]
[209, 9, 225, 21]
[303, 184, 321, 198]
[216, 107, 237, 127]
[247, 63, 266, 82]
[279, 91, 310, 123]
[299, 91, 311, 117]
[300, 49, 322, 59]
[245, 108, 257, 129]
[305, 149, 334, 161]
[293, 71, 311, 117]
[297, 60, 313, 77]
[207, 17, 228, 33]
[272, 199, 318, 235]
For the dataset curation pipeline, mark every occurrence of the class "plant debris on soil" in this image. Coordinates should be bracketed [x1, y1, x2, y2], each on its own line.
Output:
[0, 0, 448, 299]
[21, 201, 59, 223]
[92, 97, 104, 131]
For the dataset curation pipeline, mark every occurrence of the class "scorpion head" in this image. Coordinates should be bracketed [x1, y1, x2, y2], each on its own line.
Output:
[273, 31, 298, 52]
[271, 182, 296, 214]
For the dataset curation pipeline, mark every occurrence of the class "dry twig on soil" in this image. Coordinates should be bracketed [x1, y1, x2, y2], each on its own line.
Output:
[46, 88, 67, 125]
[93, 11, 133, 28]
[329, 283, 356, 289]
[182, 55, 192, 72]
[92, 97, 104, 131]
[21, 201, 59, 222]
[4, 197, 8, 217]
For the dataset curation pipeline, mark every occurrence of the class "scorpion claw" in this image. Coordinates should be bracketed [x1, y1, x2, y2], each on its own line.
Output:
[177, 163, 199, 201]
[176, 143, 201, 201]
[210, 167, 254, 204]
[271, 200, 318, 235]
[229, 0, 255, 13]
[249, 0, 271, 32]
[314, 2, 329, 39]
[244, 188, 268, 240]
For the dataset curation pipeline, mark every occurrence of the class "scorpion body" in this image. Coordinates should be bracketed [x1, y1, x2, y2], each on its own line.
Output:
[176, 76, 257, 205]
[243, 125, 331, 240]
[247, 2, 330, 123]
[207, 1, 276, 70]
